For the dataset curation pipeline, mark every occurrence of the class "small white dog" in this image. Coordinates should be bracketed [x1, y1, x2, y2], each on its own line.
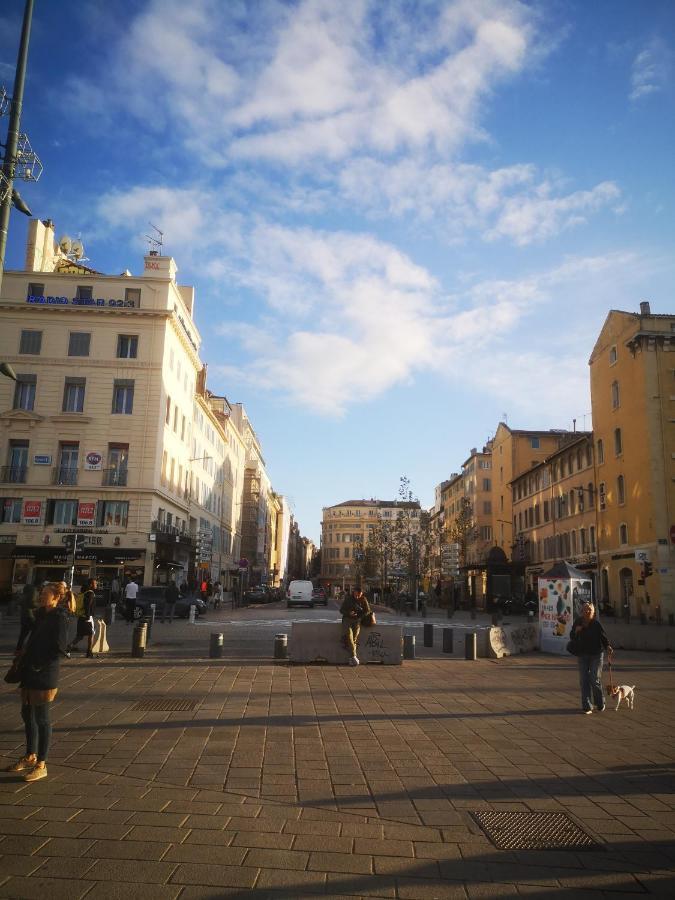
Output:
[609, 684, 636, 710]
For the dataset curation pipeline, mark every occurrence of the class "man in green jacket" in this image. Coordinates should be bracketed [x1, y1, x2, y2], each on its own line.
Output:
[340, 587, 371, 667]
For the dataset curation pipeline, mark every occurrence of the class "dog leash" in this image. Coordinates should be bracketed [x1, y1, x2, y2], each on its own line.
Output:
[606, 647, 616, 693]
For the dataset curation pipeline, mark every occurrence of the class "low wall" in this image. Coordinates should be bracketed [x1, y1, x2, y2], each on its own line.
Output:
[603, 622, 675, 652]
[289, 622, 403, 665]
[488, 623, 540, 659]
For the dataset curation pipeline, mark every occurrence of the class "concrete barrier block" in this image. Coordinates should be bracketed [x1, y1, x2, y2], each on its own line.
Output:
[290, 622, 402, 665]
[489, 623, 540, 659]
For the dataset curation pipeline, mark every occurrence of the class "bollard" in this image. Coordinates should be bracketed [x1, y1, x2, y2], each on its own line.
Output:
[189, 604, 196, 624]
[209, 632, 224, 659]
[465, 632, 477, 660]
[669, 614, 675, 627]
[131, 621, 147, 658]
[403, 634, 415, 659]
[442, 628, 454, 654]
[148, 604, 156, 640]
[527, 610, 534, 622]
[274, 633, 288, 660]
[423, 623, 434, 647]
[447, 605, 454, 619]
[110, 602, 116, 624]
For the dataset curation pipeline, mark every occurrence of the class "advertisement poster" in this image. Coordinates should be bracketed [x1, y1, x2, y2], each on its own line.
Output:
[538, 563, 594, 654]
[84, 451, 103, 470]
[77, 501, 97, 527]
[22, 500, 42, 525]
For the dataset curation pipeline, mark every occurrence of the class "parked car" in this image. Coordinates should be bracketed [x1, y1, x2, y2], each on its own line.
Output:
[287, 579, 315, 608]
[133, 586, 207, 619]
[311, 587, 328, 606]
[243, 587, 268, 605]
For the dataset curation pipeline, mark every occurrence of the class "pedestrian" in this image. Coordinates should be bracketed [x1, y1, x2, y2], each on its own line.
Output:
[340, 586, 371, 667]
[200, 577, 208, 603]
[163, 580, 179, 623]
[213, 581, 223, 609]
[569, 601, 613, 714]
[16, 582, 39, 652]
[110, 574, 121, 605]
[3, 583, 74, 782]
[124, 577, 139, 623]
[68, 578, 97, 658]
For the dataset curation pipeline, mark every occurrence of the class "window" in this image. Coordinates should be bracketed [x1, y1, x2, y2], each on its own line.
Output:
[611, 380, 620, 409]
[62, 377, 85, 413]
[112, 380, 134, 414]
[580, 528, 587, 553]
[482, 478, 491, 491]
[56, 443, 79, 485]
[48, 500, 78, 526]
[13, 375, 36, 411]
[344, 547, 350, 558]
[530, 437, 540, 449]
[125, 287, 141, 306]
[165, 397, 171, 425]
[587, 482, 595, 508]
[619, 523, 628, 545]
[571, 531, 577, 555]
[609, 345, 617, 365]
[173, 405, 179, 432]
[76, 285, 93, 300]
[599, 482, 606, 510]
[181, 415, 186, 441]
[569, 490, 576, 515]
[7, 440, 29, 482]
[585, 445, 592, 467]
[1, 498, 22, 523]
[480, 525, 492, 541]
[560, 458, 566, 478]
[614, 427, 622, 456]
[68, 332, 91, 357]
[117, 335, 138, 358]
[99, 501, 129, 527]
[27, 282, 44, 298]
[617, 475, 625, 505]
[552, 462, 558, 481]
[597, 439, 604, 464]
[19, 330, 42, 354]
[106, 444, 129, 486]
[590, 526, 596, 551]
[483, 501, 492, 514]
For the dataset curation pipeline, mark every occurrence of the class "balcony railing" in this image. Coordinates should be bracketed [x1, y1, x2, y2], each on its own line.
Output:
[102, 468, 128, 486]
[52, 467, 78, 486]
[0, 465, 27, 484]
[150, 520, 195, 544]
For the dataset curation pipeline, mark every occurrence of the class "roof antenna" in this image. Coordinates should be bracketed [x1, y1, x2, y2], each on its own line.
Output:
[145, 222, 163, 256]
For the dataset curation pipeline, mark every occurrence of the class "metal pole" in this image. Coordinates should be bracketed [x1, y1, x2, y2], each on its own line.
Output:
[0, 0, 34, 289]
[465, 632, 477, 660]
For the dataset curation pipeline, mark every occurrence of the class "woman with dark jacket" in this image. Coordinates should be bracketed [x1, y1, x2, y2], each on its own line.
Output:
[570, 601, 612, 714]
[68, 578, 97, 657]
[3, 584, 72, 782]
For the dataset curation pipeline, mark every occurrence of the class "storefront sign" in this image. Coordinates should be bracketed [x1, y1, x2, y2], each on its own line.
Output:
[84, 451, 103, 470]
[77, 502, 97, 527]
[26, 296, 136, 308]
[33, 454, 52, 465]
[22, 500, 42, 525]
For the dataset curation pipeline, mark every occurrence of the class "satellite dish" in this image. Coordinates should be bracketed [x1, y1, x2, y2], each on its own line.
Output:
[71, 239, 84, 259]
[59, 235, 72, 253]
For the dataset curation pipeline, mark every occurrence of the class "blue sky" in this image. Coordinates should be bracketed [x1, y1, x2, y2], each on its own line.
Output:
[2, 0, 674, 542]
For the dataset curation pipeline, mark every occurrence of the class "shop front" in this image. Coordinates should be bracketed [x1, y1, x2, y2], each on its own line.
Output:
[10, 545, 145, 592]
[151, 532, 192, 586]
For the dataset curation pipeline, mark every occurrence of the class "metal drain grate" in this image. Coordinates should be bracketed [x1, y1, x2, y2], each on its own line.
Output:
[132, 698, 198, 712]
[472, 811, 601, 851]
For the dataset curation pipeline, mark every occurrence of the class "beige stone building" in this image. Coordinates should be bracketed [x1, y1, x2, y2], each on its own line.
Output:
[589, 303, 674, 619]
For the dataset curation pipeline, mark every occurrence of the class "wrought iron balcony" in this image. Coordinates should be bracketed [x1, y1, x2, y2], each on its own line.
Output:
[52, 467, 78, 486]
[0, 465, 27, 484]
[102, 468, 128, 486]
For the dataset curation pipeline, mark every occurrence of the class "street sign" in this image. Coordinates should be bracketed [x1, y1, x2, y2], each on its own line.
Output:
[634, 549, 650, 562]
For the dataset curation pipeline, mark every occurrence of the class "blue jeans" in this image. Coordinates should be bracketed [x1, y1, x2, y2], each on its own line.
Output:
[577, 653, 604, 710]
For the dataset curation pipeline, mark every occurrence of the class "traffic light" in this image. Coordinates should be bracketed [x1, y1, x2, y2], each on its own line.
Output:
[75, 533, 86, 551]
[644, 561, 653, 578]
[63, 535, 75, 551]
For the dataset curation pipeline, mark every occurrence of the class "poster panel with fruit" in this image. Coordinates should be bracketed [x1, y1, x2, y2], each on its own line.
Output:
[538, 576, 573, 653]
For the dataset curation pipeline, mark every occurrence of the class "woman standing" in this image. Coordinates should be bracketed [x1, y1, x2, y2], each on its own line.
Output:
[3, 584, 72, 782]
[570, 601, 612, 714]
[68, 578, 97, 658]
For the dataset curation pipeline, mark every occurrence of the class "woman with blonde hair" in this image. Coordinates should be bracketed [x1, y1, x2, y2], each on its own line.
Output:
[3, 583, 70, 781]
[569, 601, 612, 715]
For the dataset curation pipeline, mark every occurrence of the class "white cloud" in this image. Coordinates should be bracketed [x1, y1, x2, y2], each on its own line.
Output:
[630, 37, 671, 101]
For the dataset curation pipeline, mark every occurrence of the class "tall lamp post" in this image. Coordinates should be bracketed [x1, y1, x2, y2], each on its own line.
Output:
[0, 0, 42, 293]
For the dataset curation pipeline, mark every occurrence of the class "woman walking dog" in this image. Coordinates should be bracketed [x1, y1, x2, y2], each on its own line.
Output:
[569, 600, 612, 714]
[4, 583, 73, 782]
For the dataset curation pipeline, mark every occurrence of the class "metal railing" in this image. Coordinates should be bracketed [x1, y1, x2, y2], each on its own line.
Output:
[0, 465, 27, 484]
[52, 467, 78, 485]
[102, 468, 128, 486]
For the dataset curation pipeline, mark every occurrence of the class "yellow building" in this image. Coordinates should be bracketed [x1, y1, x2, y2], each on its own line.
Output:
[510, 433, 598, 592]
[589, 302, 675, 619]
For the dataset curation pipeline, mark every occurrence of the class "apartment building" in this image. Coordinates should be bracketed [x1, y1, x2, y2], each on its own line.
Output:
[589, 302, 674, 618]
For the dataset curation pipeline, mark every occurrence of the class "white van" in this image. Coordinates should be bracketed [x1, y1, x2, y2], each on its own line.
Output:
[286, 580, 315, 609]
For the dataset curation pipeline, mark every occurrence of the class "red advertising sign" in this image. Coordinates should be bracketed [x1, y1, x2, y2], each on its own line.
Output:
[22, 500, 42, 525]
[77, 501, 97, 527]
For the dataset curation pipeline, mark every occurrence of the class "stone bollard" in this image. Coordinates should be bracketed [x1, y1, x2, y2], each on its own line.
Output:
[442, 628, 454, 654]
[423, 623, 434, 647]
[403, 634, 415, 659]
[189, 604, 196, 624]
[131, 621, 147, 658]
[209, 632, 224, 659]
[274, 633, 288, 660]
[465, 632, 477, 660]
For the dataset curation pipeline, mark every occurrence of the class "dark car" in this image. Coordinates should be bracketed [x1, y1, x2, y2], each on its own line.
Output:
[311, 587, 328, 606]
[134, 586, 207, 619]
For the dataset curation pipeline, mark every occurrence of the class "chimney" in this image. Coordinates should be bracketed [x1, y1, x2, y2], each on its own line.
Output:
[639, 300, 651, 316]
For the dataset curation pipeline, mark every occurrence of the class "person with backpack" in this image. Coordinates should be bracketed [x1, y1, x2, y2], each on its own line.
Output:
[68, 579, 97, 658]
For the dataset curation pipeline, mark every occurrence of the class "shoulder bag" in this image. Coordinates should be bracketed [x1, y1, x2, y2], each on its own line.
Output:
[4, 652, 26, 684]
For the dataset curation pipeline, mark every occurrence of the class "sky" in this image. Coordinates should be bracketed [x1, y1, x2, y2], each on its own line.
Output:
[2, 0, 674, 543]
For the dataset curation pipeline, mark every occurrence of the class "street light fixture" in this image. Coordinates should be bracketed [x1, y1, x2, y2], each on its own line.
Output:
[0, 362, 17, 381]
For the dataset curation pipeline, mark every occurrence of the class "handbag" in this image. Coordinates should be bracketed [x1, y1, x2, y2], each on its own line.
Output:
[566, 638, 580, 656]
[4, 652, 25, 684]
[361, 611, 376, 627]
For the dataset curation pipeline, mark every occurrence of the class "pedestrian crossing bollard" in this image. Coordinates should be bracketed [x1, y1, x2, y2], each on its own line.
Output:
[131, 621, 147, 658]
[442, 628, 454, 654]
[209, 632, 224, 659]
[274, 633, 288, 660]
[110, 602, 116, 624]
[465, 632, 477, 660]
[423, 623, 434, 647]
[403, 634, 415, 659]
[149, 604, 156, 639]
[189, 604, 196, 624]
